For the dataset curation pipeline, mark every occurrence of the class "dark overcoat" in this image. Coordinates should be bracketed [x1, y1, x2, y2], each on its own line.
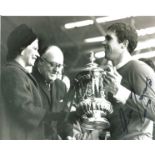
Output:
[33, 68, 72, 139]
[0, 61, 46, 139]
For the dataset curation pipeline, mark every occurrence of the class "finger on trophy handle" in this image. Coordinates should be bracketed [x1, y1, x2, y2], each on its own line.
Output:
[107, 60, 113, 66]
[104, 60, 114, 73]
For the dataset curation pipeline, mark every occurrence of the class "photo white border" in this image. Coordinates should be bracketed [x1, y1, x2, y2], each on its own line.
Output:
[1, 0, 155, 155]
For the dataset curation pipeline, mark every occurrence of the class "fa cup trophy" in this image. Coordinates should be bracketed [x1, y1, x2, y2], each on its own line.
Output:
[72, 52, 113, 132]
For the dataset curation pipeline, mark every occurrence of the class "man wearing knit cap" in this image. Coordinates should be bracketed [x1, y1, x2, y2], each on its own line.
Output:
[7, 24, 38, 61]
[0, 24, 47, 139]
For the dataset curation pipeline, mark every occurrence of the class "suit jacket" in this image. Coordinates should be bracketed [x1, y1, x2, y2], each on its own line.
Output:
[32, 68, 72, 139]
[0, 61, 46, 140]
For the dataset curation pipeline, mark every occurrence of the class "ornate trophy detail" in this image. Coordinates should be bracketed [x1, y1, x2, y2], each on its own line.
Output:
[73, 52, 113, 131]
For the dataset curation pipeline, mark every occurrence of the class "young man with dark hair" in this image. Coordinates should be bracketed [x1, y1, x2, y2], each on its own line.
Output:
[103, 22, 155, 140]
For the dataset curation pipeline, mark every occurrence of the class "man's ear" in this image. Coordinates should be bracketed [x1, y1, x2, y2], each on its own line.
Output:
[122, 40, 129, 48]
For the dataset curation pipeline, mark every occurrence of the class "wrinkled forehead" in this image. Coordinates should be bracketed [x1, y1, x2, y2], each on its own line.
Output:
[42, 46, 64, 64]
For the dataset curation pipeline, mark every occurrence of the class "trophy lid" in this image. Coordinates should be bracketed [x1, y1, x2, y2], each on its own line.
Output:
[73, 51, 104, 72]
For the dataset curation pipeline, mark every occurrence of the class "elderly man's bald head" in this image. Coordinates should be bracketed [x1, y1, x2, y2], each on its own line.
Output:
[37, 45, 64, 82]
[42, 45, 64, 65]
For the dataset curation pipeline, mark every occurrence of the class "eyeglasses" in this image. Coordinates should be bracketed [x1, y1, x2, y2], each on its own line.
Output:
[40, 57, 64, 68]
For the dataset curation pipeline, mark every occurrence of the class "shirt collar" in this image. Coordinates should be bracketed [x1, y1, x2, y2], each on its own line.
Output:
[115, 56, 132, 69]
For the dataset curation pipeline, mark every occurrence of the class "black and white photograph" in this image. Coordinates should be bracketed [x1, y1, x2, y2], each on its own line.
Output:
[1, 16, 155, 141]
[0, 0, 155, 155]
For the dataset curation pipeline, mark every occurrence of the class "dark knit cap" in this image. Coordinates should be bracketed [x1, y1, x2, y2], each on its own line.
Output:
[7, 24, 37, 60]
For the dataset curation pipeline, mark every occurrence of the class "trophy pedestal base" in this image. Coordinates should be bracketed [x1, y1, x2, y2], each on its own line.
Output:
[80, 117, 110, 130]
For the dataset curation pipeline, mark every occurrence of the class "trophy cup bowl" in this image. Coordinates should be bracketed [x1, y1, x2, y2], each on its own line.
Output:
[73, 53, 113, 130]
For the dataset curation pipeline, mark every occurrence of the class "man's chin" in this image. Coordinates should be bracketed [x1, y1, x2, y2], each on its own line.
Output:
[49, 75, 57, 81]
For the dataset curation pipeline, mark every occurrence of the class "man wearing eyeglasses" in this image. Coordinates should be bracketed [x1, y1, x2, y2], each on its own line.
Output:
[38, 46, 64, 82]
[33, 44, 73, 140]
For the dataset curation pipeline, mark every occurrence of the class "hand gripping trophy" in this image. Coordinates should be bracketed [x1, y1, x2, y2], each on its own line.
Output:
[67, 52, 113, 139]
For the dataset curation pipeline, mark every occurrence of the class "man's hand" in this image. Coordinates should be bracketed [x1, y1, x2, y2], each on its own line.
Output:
[103, 64, 131, 104]
[104, 66, 122, 95]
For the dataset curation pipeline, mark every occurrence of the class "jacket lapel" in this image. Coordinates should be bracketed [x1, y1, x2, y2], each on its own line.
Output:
[39, 81, 51, 104]
[32, 68, 51, 105]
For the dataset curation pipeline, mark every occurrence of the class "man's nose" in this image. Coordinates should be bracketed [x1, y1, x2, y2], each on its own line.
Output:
[35, 50, 40, 57]
[53, 65, 60, 73]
